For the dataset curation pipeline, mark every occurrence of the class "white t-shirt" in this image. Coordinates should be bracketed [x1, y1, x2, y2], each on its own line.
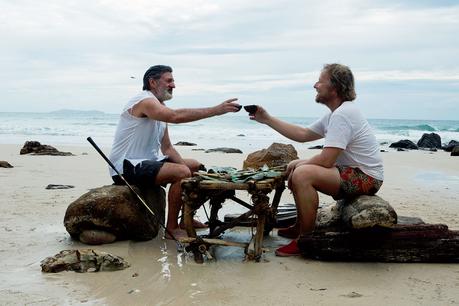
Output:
[108, 91, 167, 176]
[308, 101, 384, 180]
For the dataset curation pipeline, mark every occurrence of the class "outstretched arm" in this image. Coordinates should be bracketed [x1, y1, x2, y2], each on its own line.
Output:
[249, 105, 322, 143]
[131, 97, 240, 123]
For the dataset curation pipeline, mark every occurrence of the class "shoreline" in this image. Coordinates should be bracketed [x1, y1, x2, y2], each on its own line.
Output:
[1, 143, 459, 305]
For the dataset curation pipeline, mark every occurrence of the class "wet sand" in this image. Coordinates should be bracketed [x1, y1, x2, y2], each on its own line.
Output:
[1, 143, 458, 305]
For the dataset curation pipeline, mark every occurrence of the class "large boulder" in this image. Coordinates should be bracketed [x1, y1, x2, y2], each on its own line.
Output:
[243, 143, 298, 170]
[417, 133, 441, 149]
[64, 185, 165, 244]
[389, 139, 418, 150]
[20, 140, 74, 156]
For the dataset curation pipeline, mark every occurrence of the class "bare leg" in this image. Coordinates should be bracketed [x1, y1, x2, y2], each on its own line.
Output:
[276, 165, 341, 256]
[290, 164, 341, 236]
[155, 159, 203, 238]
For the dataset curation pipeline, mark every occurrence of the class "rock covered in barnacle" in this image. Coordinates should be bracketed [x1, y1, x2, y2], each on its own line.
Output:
[40, 249, 130, 273]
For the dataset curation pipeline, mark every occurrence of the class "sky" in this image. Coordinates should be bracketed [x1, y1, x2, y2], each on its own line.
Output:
[0, 0, 458, 120]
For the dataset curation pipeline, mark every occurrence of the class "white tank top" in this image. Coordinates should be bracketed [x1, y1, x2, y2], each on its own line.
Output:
[108, 91, 167, 176]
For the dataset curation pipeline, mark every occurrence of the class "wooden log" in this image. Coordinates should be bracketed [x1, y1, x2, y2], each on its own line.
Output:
[178, 237, 247, 248]
[298, 223, 459, 262]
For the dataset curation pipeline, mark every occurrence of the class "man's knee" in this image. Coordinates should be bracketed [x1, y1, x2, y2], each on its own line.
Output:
[185, 159, 202, 173]
[175, 165, 192, 180]
[291, 165, 316, 189]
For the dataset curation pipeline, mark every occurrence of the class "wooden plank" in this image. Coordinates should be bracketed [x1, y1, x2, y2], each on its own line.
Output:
[298, 223, 459, 262]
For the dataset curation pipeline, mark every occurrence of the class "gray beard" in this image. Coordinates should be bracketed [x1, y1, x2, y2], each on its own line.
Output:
[156, 90, 173, 102]
[162, 91, 173, 101]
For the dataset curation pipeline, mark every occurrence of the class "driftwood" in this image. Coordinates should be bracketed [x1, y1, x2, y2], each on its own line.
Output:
[298, 217, 459, 262]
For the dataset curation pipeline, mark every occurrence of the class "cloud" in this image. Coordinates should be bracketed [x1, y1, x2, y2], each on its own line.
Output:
[0, 0, 458, 119]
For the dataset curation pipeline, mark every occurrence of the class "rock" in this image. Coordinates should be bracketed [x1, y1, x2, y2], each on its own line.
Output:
[79, 230, 116, 245]
[338, 195, 397, 229]
[46, 184, 75, 189]
[0, 161, 13, 168]
[452, 146, 459, 156]
[243, 143, 298, 170]
[20, 141, 74, 156]
[174, 141, 197, 146]
[419, 147, 437, 152]
[315, 195, 397, 230]
[205, 147, 243, 154]
[41, 249, 129, 273]
[389, 139, 418, 150]
[64, 185, 165, 244]
[443, 140, 459, 152]
[417, 133, 441, 149]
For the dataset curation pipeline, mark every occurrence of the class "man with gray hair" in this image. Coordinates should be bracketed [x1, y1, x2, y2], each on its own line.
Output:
[109, 65, 240, 239]
[249, 63, 383, 256]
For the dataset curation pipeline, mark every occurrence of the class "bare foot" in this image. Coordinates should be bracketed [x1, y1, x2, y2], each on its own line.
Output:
[179, 219, 208, 229]
[164, 228, 188, 240]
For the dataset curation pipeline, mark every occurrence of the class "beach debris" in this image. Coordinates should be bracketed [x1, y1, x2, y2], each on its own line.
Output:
[45, 184, 75, 190]
[205, 147, 242, 154]
[196, 165, 284, 183]
[308, 145, 323, 149]
[41, 249, 130, 273]
[174, 141, 197, 146]
[243, 142, 298, 170]
[20, 140, 74, 156]
[342, 292, 363, 298]
[0, 161, 13, 168]
[417, 132, 441, 149]
[64, 185, 165, 244]
[389, 139, 418, 150]
[299, 221, 459, 262]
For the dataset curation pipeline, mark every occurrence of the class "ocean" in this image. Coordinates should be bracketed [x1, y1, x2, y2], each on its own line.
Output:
[1, 110, 458, 153]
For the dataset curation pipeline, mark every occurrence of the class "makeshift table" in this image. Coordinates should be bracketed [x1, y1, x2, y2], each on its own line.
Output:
[180, 168, 286, 263]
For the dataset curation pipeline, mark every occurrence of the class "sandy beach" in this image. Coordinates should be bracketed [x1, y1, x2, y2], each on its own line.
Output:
[1, 143, 458, 305]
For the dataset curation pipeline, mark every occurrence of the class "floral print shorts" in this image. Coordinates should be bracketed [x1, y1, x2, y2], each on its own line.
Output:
[335, 166, 383, 200]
